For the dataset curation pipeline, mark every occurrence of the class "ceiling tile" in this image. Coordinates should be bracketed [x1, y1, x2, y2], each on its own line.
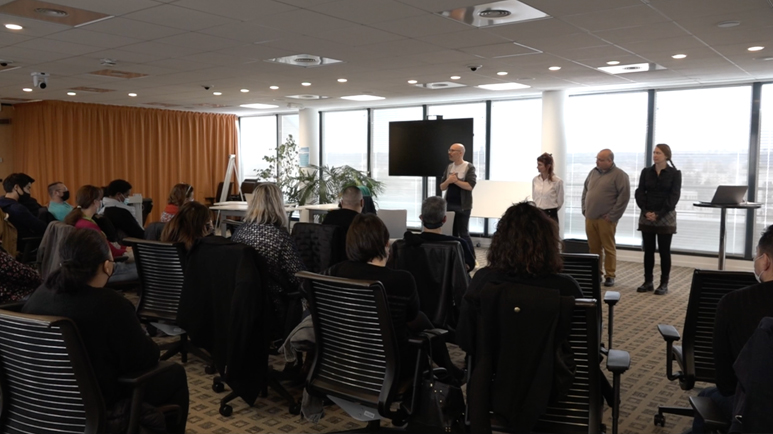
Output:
[419, 29, 512, 50]
[527, 0, 642, 17]
[0, 30, 33, 47]
[250, 9, 357, 34]
[144, 57, 219, 72]
[197, 21, 294, 43]
[315, 25, 404, 47]
[357, 38, 444, 57]
[123, 4, 237, 31]
[82, 48, 170, 64]
[0, 13, 70, 36]
[45, 0, 159, 16]
[154, 32, 245, 51]
[482, 17, 579, 41]
[120, 41, 202, 59]
[173, 0, 298, 21]
[83, 17, 186, 40]
[646, 0, 769, 19]
[46, 28, 144, 49]
[561, 5, 672, 32]
[370, 14, 470, 38]
[459, 41, 540, 58]
[593, 22, 689, 45]
[309, 0, 424, 24]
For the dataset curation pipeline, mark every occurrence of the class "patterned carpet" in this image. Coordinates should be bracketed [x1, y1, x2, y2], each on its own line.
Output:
[140, 251, 707, 434]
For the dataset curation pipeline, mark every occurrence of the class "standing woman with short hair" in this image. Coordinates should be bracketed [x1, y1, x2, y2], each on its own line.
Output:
[532, 152, 564, 225]
[635, 144, 682, 295]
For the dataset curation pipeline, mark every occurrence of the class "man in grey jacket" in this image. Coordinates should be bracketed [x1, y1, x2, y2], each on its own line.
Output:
[582, 149, 630, 287]
[440, 143, 477, 253]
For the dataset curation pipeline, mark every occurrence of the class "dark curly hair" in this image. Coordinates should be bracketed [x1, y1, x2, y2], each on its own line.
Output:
[487, 201, 562, 276]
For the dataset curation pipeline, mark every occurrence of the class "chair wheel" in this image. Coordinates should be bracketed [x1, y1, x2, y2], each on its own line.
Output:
[289, 402, 301, 415]
[654, 413, 665, 427]
[219, 404, 233, 417]
[212, 381, 225, 393]
[205, 365, 216, 375]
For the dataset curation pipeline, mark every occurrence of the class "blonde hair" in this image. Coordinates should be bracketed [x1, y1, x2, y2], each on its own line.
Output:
[246, 183, 287, 227]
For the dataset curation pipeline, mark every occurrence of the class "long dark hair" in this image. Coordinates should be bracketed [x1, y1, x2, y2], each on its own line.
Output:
[45, 228, 111, 293]
[64, 185, 102, 226]
[487, 201, 562, 276]
[161, 201, 211, 250]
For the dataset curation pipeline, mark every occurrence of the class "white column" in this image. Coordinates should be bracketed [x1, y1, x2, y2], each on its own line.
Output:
[299, 108, 320, 167]
[542, 90, 568, 236]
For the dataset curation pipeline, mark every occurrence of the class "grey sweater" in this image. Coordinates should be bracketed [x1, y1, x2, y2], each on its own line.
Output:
[581, 164, 631, 222]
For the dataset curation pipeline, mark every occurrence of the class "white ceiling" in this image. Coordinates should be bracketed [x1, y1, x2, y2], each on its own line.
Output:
[0, 0, 772, 115]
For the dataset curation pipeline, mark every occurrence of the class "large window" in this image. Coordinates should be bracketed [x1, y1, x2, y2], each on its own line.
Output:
[655, 86, 752, 255]
[322, 110, 368, 170]
[239, 116, 277, 181]
[428, 102, 487, 234]
[280, 114, 299, 148]
[372, 107, 424, 226]
[756, 84, 773, 241]
[565, 92, 648, 244]
[489, 98, 542, 182]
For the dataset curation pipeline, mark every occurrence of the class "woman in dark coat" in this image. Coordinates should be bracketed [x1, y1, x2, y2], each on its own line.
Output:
[635, 143, 682, 295]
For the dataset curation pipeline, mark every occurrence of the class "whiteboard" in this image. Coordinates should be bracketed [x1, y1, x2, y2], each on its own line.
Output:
[470, 180, 532, 219]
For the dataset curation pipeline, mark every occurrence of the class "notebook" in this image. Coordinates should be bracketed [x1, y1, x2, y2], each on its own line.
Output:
[699, 185, 748, 205]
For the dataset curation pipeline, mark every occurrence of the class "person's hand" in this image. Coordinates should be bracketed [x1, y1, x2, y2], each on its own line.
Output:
[603, 214, 612, 222]
[448, 172, 459, 183]
[645, 212, 657, 222]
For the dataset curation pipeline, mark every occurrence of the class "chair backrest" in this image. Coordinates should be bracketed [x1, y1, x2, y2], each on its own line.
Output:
[290, 223, 346, 273]
[440, 211, 455, 236]
[534, 299, 602, 434]
[683, 269, 758, 384]
[124, 237, 187, 323]
[299, 271, 401, 417]
[559, 253, 601, 301]
[0, 309, 105, 434]
[378, 210, 407, 239]
[144, 221, 166, 241]
[390, 238, 469, 328]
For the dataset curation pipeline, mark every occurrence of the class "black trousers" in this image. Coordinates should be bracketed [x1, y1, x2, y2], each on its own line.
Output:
[141, 362, 189, 434]
[642, 232, 673, 283]
[542, 208, 559, 225]
[447, 204, 474, 253]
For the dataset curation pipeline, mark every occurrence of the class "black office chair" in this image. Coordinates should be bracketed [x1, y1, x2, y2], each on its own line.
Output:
[655, 269, 758, 427]
[298, 271, 438, 431]
[124, 237, 209, 364]
[290, 223, 346, 273]
[0, 308, 182, 434]
[16, 235, 44, 265]
[390, 239, 470, 337]
[144, 221, 166, 241]
[561, 253, 620, 349]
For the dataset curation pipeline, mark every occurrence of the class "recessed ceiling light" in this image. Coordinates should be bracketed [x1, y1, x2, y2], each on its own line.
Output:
[67, 92, 76, 96]
[128, 93, 137, 97]
[749, 46, 765, 51]
[548, 66, 561, 71]
[301, 82, 311, 86]
[598, 62, 665, 74]
[672, 54, 687, 59]
[213, 91, 222, 96]
[606, 60, 620, 65]
[240, 103, 279, 109]
[716, 20, 741, 28]
[337, 78, 347, 83]
[450, 75, 461, 80]
[754, 56, 773, 61]
[5, 24, 23, 30]
[22, 88, 32, 92]
[497, 71, 508, 76]
[340, 95, 385, 101]
[477, 82, 530, 91]
[269, 86, 279, 90]
[407, 80, 418, 84]
[240, 89, 249, 93]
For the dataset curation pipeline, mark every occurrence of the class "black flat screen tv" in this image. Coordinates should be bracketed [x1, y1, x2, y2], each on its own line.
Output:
[388, 118, 474, 177]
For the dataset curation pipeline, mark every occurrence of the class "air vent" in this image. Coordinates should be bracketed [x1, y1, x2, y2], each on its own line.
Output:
[597, 62, 665, 75]
[265, 54, 343, 68]
[415, 81, 467, 89]
[439, 0, 549, 28]
[34, 7, 67, 17]
[286, 94, 329, 100]
[479, 9, 510, 18]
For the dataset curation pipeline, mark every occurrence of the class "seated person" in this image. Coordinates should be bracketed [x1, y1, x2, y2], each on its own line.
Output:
[161, 183, 194, 223]
[100, 179, 145, 240]
[22, 229, 189, 434]
[232, 183, 306, 340]
[403, 196, 476, 271]
[358, 185, 378, 215]
[456, 201, 583, 352]
[0, 173, 48, 248]
[161, 201, 214, 250]
[65, 185, 138, 283]
[14, 173, 44, 216]
[322, 185, 363, 234]
[0, 241, 41, 303]
[324, 213, 463, 381]
[47, 181, 73, 221]
[692, 225, 773, 433]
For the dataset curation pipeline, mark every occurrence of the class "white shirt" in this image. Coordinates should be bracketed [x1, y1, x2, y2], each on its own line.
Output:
[532, 174, 564, 210]
[448, 161, 469, 181]
[100, 197, 136, 217]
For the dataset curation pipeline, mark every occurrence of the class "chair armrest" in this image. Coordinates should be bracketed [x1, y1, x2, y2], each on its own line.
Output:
[658, 324, 681, 342]
[689, 396, 730, 432]
[117, 360, 179, 386]
[408, 328, 448, 348]
[0, 301, 26, 312]
[603, 290, 620, 306]
[606, 349, 630, 374]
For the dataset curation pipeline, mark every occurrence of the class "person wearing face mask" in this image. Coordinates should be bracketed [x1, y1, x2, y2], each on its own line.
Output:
[690, 225, 773, 433]
[64, 185, 138, 283]
[47, 181, 73, 221]
[22, 228, 189, 434]
[0, 173, 49, 251]
[100, 179, 145, 240]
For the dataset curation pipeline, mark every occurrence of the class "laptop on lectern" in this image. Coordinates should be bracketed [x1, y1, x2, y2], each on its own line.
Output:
[700, 185, 748, 205]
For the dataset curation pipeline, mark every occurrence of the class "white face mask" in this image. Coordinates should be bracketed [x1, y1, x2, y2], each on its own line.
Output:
[754, 253, 765, 283]
[754, 268, 762, 284]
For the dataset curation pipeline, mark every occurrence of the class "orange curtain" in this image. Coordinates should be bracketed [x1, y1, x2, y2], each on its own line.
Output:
[13, 100, 237, 222]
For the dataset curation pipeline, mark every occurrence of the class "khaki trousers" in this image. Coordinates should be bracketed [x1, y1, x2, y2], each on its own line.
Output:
[585, 218, 618, 278]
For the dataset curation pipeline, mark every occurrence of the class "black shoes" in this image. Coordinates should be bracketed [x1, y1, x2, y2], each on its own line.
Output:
[604, 277, 615, 287]
[637, 281, 654, 293]
[654, 283, 669, 295]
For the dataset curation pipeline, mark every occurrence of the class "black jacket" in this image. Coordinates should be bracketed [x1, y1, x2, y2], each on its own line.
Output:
[177, 236, 269, 404]
[634, 165, 682, 218]
[103, 207, 145, 240]
[732, 317, 773, 433]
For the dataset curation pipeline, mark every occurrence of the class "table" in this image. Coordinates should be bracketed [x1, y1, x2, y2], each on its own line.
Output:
[693, 202, 761, 270]
[210, 202, 340, 236]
